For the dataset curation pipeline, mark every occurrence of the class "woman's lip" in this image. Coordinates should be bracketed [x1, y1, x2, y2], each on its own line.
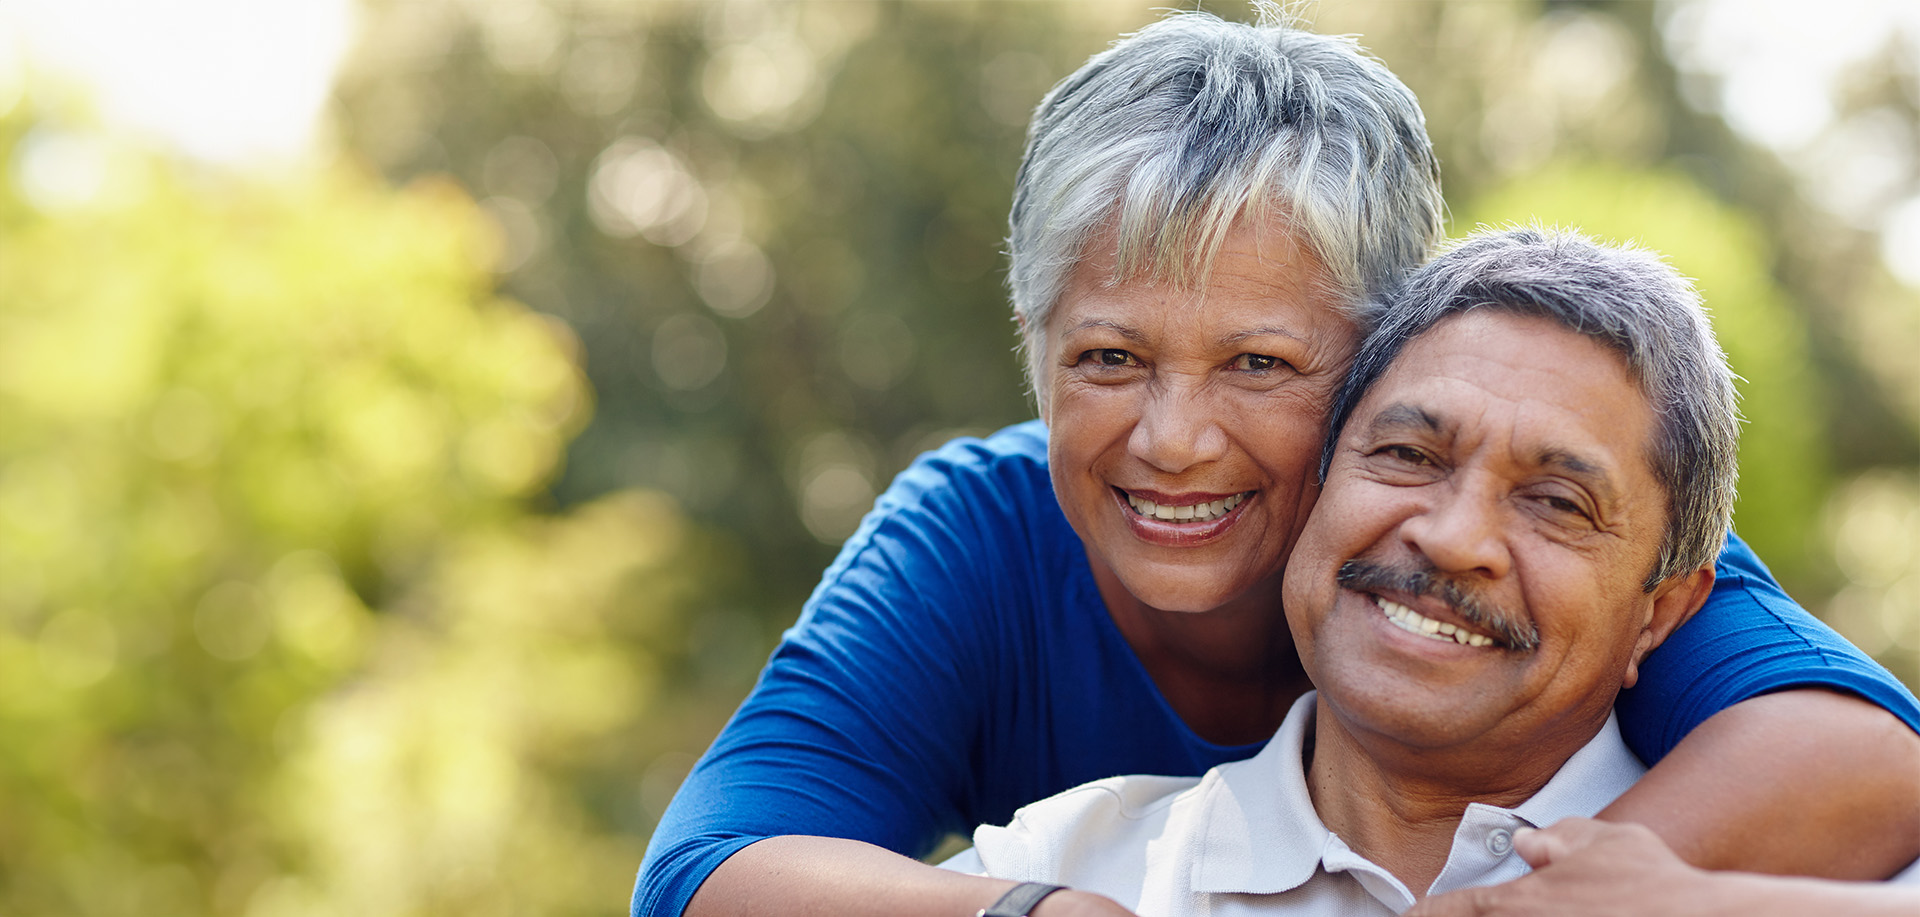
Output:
[1109, 487, 1254, 547]
[1121, 488, 1248, 504]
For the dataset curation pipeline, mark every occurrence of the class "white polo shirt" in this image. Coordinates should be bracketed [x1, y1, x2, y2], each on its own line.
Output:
[943, 692, 1646, 916]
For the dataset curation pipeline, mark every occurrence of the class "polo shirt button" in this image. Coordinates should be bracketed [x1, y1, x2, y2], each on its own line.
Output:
[1486, 828, 1514, 857]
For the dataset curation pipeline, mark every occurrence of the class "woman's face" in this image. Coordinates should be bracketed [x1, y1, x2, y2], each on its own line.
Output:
[1041, 216, 1359, 614]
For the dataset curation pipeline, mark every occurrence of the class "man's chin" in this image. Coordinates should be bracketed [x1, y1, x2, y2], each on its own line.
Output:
[1320, 683, 1504, 753]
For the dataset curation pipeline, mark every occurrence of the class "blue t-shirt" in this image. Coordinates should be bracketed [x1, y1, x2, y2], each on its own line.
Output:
[632, 420, 1920, 917]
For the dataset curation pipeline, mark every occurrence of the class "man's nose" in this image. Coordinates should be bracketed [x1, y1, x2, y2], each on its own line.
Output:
[1398, 480, 1513, 580]
[1127, 379, 1229, 474]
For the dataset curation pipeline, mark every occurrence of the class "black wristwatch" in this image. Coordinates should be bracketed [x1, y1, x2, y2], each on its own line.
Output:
[977, 882, 1066, 917]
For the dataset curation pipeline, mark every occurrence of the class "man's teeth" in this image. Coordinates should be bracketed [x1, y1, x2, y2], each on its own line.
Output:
[1125, 491, 1247, 523]
[1376, 597, 1494, 647]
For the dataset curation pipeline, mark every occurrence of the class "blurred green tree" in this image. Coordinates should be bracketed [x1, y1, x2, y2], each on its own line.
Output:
[330, 0, 1122, 628]
[0, 110, 723, 913]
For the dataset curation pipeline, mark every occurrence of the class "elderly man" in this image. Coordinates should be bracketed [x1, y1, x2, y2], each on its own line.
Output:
[941, 227, 1756, 914]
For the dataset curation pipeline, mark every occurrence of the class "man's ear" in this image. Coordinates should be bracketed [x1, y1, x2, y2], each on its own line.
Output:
[1623, 566, 1715, 690]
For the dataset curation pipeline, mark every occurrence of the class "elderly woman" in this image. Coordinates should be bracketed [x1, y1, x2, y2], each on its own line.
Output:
[637, 12, 1920, 917]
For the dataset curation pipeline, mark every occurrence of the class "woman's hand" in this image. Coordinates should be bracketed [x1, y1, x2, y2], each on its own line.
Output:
[1407, 818, 1711, 917]
[1596, 690, 1920, 877]
[1407, 817, 1920, 917]
[1031, 889, 1138, 917]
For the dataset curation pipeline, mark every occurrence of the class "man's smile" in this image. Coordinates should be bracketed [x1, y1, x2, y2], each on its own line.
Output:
[1336, 558, 1540, 652]
[1374, 595, 1497, 647]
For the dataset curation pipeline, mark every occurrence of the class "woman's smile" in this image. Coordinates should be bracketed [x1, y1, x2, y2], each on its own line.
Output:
[1111, 486, 1257, 546]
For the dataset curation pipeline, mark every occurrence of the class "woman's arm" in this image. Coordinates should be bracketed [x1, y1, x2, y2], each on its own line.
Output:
[1601, 688, 1920, 877]
[1610, 532, 1920, 877]
[635, 424, 1196, 917]
[631, 432, 1031, 917]
[685, 838, 1135, 917]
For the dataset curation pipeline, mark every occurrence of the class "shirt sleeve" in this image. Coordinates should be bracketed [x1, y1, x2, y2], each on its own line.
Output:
[630, 432, 1044, 917]
[1616, 530, 1920, 762]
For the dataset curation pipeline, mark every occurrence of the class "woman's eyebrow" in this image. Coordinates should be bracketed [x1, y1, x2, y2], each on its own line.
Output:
[1062, 318, 1147, 344]
[1217, 326, 1305, 347]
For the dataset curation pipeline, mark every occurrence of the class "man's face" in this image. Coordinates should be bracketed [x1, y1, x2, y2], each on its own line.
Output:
[1282, 309, 1700, 757]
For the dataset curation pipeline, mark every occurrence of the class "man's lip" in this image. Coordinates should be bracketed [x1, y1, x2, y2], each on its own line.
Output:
[1360, 586, 1501, 646]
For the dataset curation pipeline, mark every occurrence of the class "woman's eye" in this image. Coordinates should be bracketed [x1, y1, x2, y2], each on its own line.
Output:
[1233, 353, 1285, 372]
[1086, 349, 1135, 367]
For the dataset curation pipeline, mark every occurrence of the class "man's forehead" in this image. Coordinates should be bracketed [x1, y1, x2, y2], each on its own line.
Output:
[1359, 311, 1653, 485]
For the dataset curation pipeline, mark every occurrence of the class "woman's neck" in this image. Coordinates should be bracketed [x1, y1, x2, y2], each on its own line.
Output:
[1091, 562, 1312, 745]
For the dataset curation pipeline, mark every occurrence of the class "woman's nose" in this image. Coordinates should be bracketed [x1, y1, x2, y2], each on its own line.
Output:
[1127, 383, 1229, 474]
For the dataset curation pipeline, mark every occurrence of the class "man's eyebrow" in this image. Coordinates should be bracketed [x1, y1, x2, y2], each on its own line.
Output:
[1365, 402, 1628, 506]
[1534, 448, 1623, 506]
[1365, 403, 1444, 436]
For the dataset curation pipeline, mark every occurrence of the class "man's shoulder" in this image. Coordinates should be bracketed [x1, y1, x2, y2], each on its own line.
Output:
[1012, 773, 1201, 827]
[969, 773, 1204, 892]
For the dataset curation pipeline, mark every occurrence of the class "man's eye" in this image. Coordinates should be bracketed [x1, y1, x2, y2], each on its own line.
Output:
[1232, 353, 1286, 372]
[1087, 349, 1135, 366]
[1539, 495, 1592, 520]
[1381, 445, 1431, 465]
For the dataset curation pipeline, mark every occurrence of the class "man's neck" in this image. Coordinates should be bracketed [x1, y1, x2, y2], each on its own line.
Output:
[1302, 696, 1581, 896]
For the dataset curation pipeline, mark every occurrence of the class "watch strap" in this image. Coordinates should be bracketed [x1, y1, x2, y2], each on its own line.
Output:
[977, 882, 1066, 917]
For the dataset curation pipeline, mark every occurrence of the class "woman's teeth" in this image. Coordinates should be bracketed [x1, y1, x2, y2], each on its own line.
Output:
[1125, 491, 1247, 523]
[1376, 597, 1494, 647]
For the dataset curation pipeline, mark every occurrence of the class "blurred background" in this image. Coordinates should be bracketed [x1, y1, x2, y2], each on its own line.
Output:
[0, 0, 1915, 913]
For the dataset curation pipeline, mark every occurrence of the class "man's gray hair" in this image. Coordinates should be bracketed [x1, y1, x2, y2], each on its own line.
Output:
[1008, 8, 1445, 388]
[1321, 227, 1741, 589]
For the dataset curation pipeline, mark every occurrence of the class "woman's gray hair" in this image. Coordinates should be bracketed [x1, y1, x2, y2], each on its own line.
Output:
[1321, 227, 1742, 589]
[1008, 8, 1445, 388]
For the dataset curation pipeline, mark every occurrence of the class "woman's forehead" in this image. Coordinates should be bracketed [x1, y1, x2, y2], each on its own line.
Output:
[1058, 217, 1355, 332]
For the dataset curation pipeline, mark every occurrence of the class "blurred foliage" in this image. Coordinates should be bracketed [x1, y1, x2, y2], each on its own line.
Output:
[2, 1, 1918, 914]
[0, 112, 734, 911]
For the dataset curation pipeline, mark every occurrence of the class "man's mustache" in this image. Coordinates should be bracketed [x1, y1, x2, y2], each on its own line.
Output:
[1335, 559, 1540, 652]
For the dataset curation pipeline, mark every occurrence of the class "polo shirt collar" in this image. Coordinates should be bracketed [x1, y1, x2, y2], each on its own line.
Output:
[1506, 713, 1644, 829]
[1190, 692, 1326, 894]
[1187, 692, 1644, 896]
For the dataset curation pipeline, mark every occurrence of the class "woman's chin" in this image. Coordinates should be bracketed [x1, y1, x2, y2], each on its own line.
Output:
[1107, 565, 1283, 616]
